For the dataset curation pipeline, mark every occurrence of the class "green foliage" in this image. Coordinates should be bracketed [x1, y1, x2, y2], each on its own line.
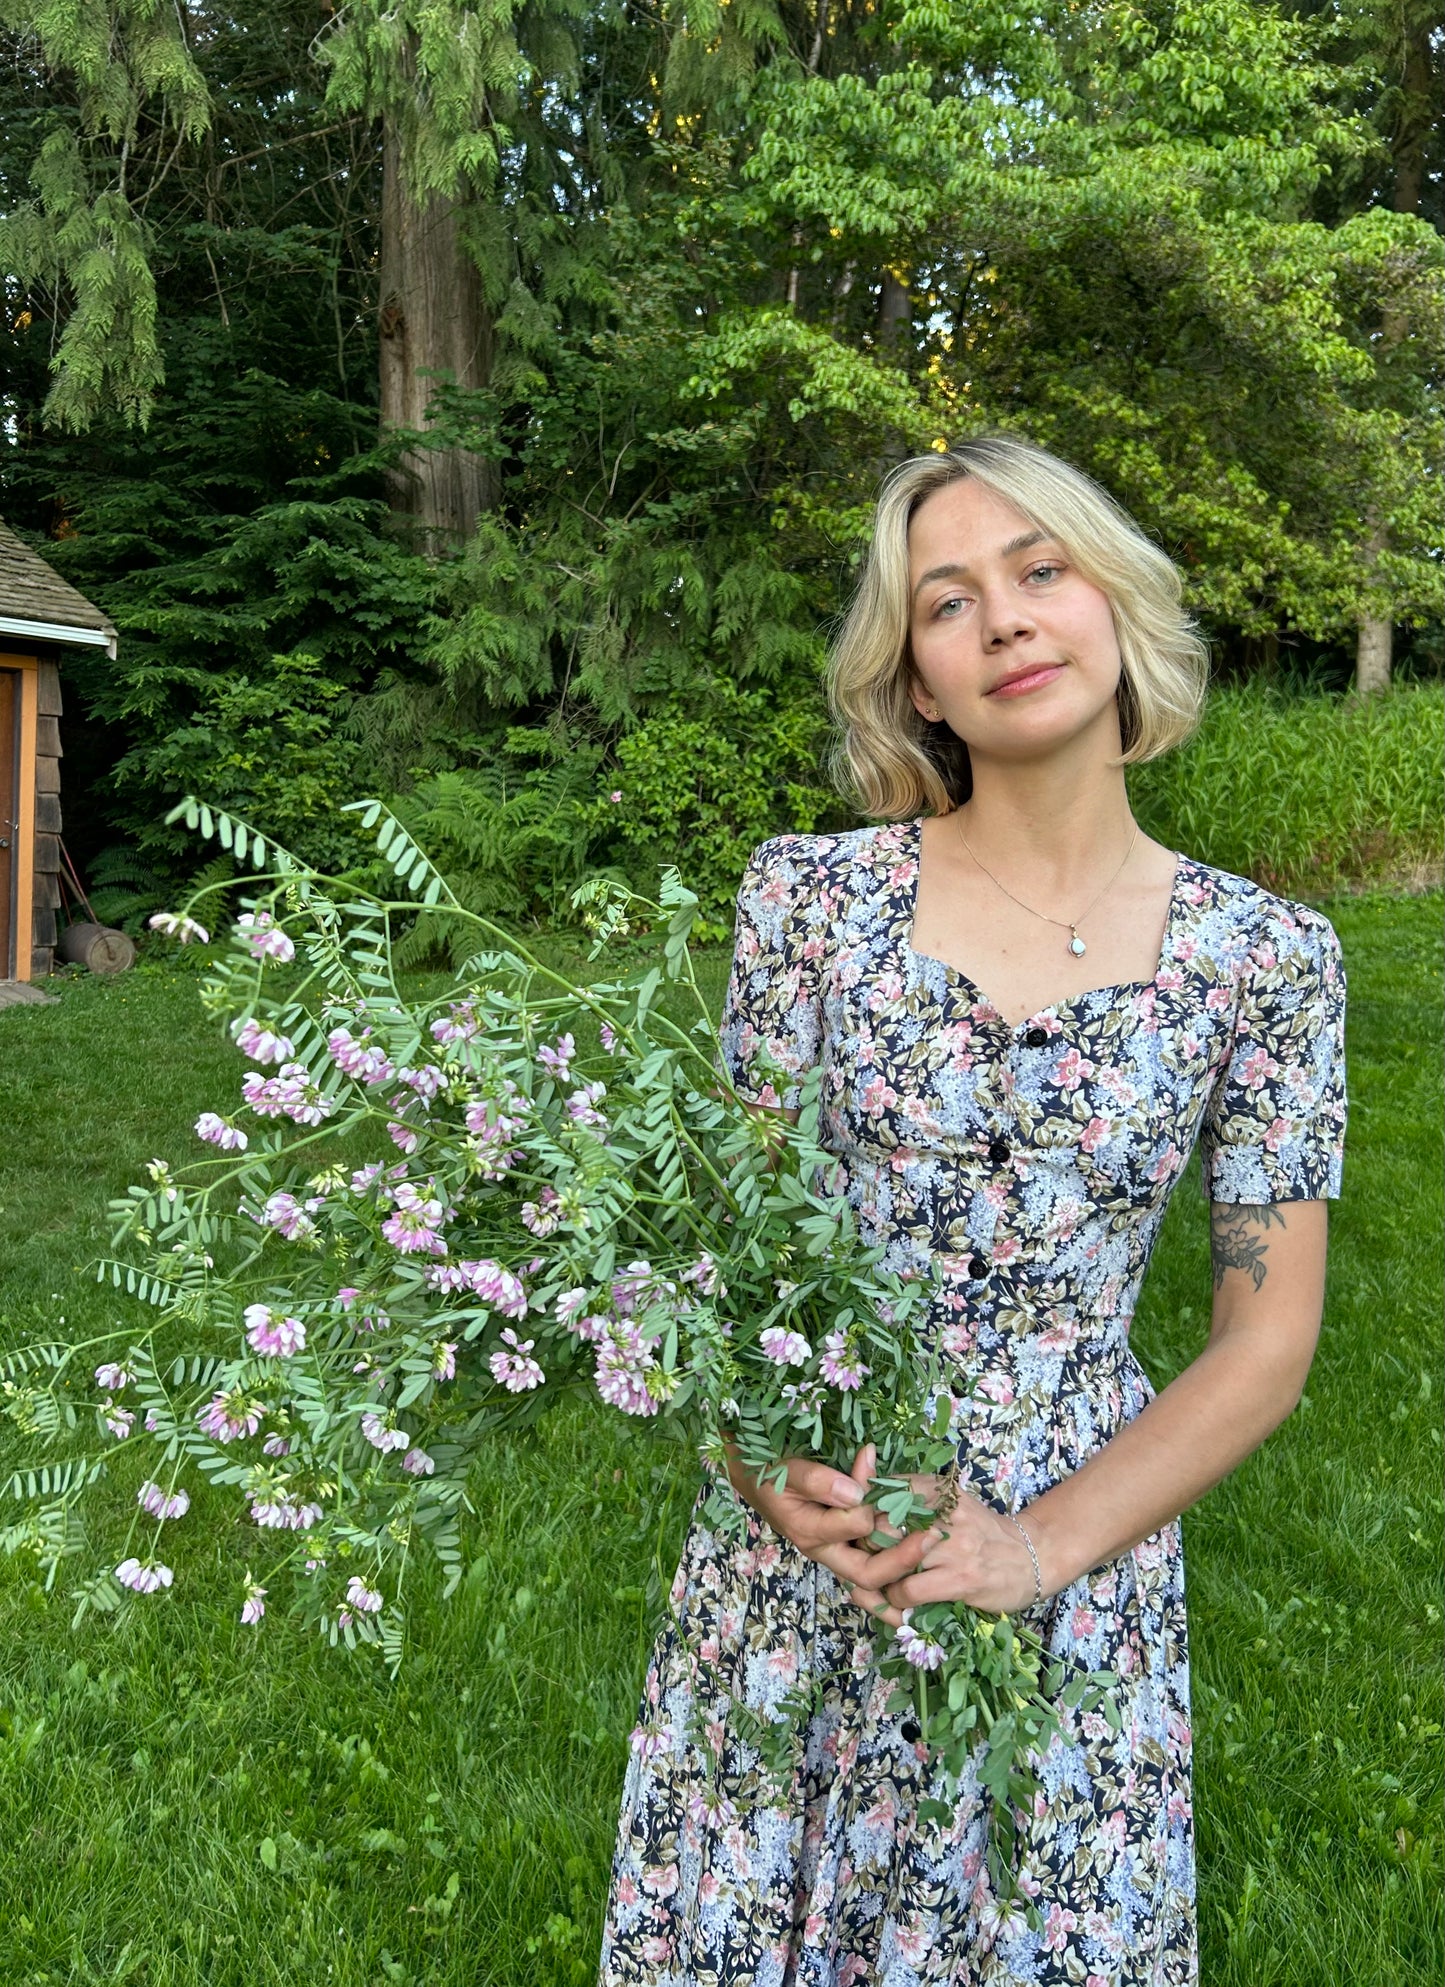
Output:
[386, 679, 851, 951]
[393, 747, 608, 943]
[1, 0, 1441, 906]
[1129, 682, 1444, 894]
[600, 683, 848, 938]
[0, 0, 211, 427]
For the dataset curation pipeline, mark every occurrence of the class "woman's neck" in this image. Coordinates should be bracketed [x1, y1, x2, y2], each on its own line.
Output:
[950, 756, 1138, 895]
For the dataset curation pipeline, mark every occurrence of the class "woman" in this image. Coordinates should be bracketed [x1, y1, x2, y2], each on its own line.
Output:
[599, 435, 1346, 1986]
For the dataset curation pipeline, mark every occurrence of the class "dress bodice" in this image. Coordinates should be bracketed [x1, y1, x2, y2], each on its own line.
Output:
[719, 818, 1346, 1351]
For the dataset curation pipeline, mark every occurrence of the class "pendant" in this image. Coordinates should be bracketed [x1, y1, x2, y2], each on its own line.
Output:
[1068, 932, 1087, 957]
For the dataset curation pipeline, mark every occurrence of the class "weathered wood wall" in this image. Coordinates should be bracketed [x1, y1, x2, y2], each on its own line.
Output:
[31, 660, 62, 979]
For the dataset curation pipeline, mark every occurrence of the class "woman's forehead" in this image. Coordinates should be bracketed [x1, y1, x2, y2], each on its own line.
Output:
[908, 478, 1050, 570]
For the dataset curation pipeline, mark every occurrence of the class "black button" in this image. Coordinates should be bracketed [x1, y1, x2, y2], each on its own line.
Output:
[967, 1254, 988, 1280]
[988, 1138, 1011, 1166]
[900, 1720, 922, 1743]
[1025, 1027, 1048, 1048]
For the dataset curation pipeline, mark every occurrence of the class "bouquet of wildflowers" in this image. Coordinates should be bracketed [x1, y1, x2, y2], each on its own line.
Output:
[2, 797, 1109, 1859]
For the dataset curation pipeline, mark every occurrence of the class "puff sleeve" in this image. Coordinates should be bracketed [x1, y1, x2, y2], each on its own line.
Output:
[717, 836, 830, 1112]
[1199, 898, 1347, 1203]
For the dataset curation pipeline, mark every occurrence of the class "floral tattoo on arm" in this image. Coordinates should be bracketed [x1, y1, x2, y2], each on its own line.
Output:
[1210, 1205, 1288, 1291]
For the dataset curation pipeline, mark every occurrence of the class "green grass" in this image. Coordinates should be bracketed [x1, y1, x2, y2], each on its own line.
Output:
[1129, 683, 1444, 897]
[0, 899, 1440, 1987]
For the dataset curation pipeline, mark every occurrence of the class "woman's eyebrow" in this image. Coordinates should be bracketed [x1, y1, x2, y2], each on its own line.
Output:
[911, 530, 1050, 598]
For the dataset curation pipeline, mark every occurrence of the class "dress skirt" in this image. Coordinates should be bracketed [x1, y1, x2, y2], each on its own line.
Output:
[598, 1320, 1197, 1987]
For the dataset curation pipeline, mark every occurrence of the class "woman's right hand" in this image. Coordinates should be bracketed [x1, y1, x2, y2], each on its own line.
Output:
[727, 1441, 921, 1597]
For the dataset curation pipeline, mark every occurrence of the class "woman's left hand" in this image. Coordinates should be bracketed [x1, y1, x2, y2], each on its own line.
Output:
[847, 1483, 1044, 1625]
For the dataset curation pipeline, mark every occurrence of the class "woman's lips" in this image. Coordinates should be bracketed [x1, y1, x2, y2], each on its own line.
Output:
[987, 663, 1065, 698]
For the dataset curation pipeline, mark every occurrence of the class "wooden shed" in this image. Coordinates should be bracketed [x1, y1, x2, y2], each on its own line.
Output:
[0, 520, 117, 981]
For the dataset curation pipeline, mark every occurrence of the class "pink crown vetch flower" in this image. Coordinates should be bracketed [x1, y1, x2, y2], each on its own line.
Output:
[138, 1481, 190, 1522]
[232, 1016, 295, 1065]
[895, 1611, 946, 1671]
[148, 910, 209, 945]
[236, 910, 295, 964]
[360, 1411, 409, 1454]
[196, 1111, 248, 1152]
[115, 1558, 174, 1594]
[489, 1330, 544, 1393]
[820, 1328, 869, 1392]
[244, 1305, 307, 1358]
[198, 1391, 263, 1443]
[760, 1326, 812, 1367]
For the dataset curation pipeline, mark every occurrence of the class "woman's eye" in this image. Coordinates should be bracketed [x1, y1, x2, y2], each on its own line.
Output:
[935, 596, 966, 617]
[1026, 563, 1064, 583]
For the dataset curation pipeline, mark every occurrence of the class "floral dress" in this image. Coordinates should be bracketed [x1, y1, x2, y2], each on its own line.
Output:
[599, 817, 1346, 1987]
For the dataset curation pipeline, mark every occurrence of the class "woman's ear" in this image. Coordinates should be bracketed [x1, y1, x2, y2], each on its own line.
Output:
[906, 675, 939, 723]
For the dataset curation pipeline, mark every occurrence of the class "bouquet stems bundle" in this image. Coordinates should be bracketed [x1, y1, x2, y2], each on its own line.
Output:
[4, 798, 1110, 1872]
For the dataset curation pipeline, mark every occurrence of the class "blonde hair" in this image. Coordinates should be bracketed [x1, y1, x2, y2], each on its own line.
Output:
[825, 434, 1209, 818]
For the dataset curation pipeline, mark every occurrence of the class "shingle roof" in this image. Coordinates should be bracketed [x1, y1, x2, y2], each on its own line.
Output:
[0, 518, 117, 651]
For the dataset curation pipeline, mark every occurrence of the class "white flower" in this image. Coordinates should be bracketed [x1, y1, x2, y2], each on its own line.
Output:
[148, 911, 210, 944]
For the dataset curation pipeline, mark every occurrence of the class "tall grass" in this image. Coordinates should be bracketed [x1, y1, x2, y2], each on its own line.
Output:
[1129, 683, 1443, 895]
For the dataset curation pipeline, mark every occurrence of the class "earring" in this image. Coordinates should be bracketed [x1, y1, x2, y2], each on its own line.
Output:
[927, 707, 941, 722]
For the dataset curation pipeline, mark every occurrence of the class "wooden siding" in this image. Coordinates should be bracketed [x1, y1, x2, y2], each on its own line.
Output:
[30, 661, 62, 978]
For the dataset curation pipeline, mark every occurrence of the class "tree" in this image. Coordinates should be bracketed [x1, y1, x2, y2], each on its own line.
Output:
[1, 0, 1439, 905]
[1285, 0, 1443, 686]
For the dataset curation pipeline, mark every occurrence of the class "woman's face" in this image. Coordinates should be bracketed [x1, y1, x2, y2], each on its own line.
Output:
[905, 476, 1124, 765]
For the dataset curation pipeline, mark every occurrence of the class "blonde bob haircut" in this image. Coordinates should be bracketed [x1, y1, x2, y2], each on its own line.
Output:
[825, 434, 1209, 819]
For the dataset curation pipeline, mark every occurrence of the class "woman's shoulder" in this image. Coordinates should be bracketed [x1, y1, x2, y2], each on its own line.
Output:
[744, 817, 918, 891]
[1175, 851, 1343, 985]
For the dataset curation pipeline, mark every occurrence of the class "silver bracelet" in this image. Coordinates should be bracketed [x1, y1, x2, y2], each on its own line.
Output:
[1005, 1509, 1044, 1604]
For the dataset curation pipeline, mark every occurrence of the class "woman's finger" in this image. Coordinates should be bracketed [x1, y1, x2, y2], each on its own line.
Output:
[800, 1502, 882, 1548]
[784, 1457, 870, 1509]
[816, 1539, 897, 1590]
[856, 1528, 932, 1587]
[881, 1567, 961, 1612]
[848, 1585, 905, 1628]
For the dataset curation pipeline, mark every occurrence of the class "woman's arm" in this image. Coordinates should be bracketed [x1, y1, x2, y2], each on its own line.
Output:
[852, 1199, 1329, 1622]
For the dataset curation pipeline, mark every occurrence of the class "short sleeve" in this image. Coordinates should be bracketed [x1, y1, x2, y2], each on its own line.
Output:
[717, 836, 829, 1111]
[1199, 899, 1347, 1203]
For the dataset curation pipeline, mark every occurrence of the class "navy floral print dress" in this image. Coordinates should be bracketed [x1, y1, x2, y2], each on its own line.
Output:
[599, 817, 1346, 1987]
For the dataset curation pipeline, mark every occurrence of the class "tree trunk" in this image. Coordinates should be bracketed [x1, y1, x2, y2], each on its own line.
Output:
[1355, 614, 1392, 695]
[379, 119, 498, 550]
[1390, 17, 1432, 216]
[1355, 504, 1394, 694]
[876, 269, 911, 349]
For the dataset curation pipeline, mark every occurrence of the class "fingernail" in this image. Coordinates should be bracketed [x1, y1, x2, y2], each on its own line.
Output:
[834, 1480, 865, 1505]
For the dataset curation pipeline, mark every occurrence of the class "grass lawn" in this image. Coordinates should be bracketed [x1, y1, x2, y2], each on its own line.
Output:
[0, 894, 1439, 1987]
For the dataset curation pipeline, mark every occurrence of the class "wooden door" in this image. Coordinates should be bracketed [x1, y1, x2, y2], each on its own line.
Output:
[0, 671, 20, 973]
[0, 670, 18, 976]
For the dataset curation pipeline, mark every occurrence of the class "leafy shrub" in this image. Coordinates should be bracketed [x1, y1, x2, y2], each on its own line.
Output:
[1128, 684, 1443, 896]
[392, 684, 852, 953]
[599, 683, 850, 939]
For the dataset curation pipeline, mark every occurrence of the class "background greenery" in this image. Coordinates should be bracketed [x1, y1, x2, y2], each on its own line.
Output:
[1, 0, 1441, 929]
[0, 893, 1439, 1986]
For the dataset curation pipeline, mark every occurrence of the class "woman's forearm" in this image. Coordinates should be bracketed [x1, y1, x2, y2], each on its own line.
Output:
[1022, 1316, 1318, 1597]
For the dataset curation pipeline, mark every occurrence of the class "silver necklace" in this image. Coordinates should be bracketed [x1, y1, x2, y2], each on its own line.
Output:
[954, 816, 1140, 959]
